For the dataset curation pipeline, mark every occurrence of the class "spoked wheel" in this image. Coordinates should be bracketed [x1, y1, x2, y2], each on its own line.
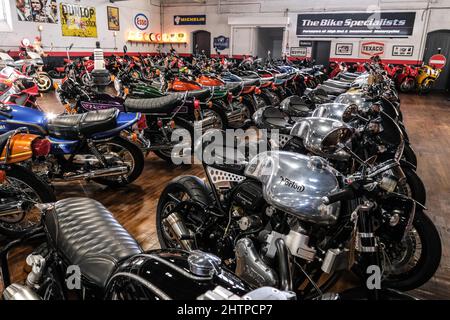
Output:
[81, 73, 94, 87]
[93, 137, 144, 187]
[151, 119, 194, 163]
[156, 176, 211, 249]
[0, 165, 56, 236]
[35, 72, 53, 92]
[380, 210, 441, 291]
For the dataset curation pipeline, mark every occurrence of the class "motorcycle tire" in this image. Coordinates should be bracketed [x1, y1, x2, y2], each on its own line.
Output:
[399, 78, 415, 93]
[0, 165, 56, 237]
[403, 143, 418, 168]
[93, 137, 144, 188]
[201, 103, 228, 130]
[156, 175, 212, 249]
[35, 72, 53, 93]
[153, 118, 194, 163]
[401, 166, 426, 205]
[419, 79, 434, 95]
[381, 210, 441, 291]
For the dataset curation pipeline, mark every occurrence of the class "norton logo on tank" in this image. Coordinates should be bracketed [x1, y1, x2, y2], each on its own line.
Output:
[60, 3, 97, 37]
[296, 12, 415, 37]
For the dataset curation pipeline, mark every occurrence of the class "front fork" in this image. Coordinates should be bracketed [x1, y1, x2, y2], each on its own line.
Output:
[355, 201, 380, 300]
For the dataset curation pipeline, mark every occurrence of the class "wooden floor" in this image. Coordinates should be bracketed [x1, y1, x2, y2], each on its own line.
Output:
[1, 92, 449, 299]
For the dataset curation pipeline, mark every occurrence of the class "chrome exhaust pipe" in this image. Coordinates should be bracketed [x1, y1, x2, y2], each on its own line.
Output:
[162, 212, 193, 250]
[197, 115, 219, 131]
[0, 201, 32, 218]
[54, 166, 129, 182]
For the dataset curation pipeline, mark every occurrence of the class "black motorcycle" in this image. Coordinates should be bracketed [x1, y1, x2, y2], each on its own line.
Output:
[156, 130, 440, 297]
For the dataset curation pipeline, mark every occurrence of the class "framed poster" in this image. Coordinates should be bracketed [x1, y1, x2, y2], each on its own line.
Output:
[290, 47, 308, 57]
[392, 45, 414, 57]
[335, 43, 353, 55]
[107, 6, 120, 31]
[16, 0, 59, 23]
[60, 3, 97, 37]
[360, 41, 385, 57]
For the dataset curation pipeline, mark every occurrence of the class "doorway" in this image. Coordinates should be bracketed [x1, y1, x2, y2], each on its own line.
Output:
[256, 27, 283, 59]
[423, 30, 450, 91]
[192, 30, 211, 56]
[312, 41, 331, 66]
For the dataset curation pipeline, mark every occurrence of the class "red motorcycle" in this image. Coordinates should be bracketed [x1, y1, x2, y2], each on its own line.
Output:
[384, 64, 418, 92]
[0, 66, 41, 109]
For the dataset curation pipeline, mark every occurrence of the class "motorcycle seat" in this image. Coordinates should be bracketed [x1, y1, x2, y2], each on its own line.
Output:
[257, 106, 292, 134]
[185, 88, 211, 100]
[43, 197, 142, 289]
[280, 96, 312, 117]
[47, 109, 118, 139]
[124, 94, 183, 114]
[323, 79, 352, 89]
[318, 84, 347, 96]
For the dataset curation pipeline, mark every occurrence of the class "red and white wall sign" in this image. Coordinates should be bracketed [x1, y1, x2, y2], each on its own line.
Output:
[360, 41, 385, 57]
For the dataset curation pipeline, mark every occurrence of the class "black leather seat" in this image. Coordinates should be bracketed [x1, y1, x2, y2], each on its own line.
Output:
[124, 94, 183, 114]
[282, 96, 312, 117]
[47, 109, 118, 139]
[318, 84, 347, 96]
[44, 197, 142, 289]
[260, 107, 292, 134]
[184, 88, 211, 100]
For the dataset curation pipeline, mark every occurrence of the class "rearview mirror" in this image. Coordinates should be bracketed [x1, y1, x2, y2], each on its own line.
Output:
[69, 43, 74, 50]
[123, 45, 128, 53]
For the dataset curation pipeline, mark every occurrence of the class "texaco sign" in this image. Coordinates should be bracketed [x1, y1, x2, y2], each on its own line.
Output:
[360, 41, 385, 57]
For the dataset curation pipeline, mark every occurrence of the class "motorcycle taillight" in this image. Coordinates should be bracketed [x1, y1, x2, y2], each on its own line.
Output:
[194, 99, 201, 110]
[137, 114, 148, 130]
[31, 138, 51, 157]
[227, 92, 233, 103]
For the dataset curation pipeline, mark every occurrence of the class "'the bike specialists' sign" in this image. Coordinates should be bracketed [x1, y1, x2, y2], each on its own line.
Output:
[360, 41, 385, 57]
[296, 12, 416, 37]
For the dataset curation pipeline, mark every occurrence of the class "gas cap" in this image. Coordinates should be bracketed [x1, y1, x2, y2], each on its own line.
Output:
[188, 250, 222, 277]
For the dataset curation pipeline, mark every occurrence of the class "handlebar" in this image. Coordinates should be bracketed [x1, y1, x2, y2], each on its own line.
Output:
[322, 187, 355, 205]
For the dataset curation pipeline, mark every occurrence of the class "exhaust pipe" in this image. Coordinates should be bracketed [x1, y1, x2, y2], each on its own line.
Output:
[162, 212, 193, 250]
[0, 201, 33, 218]
[197, 115, 219, 131]
[54, 166, 129, 182]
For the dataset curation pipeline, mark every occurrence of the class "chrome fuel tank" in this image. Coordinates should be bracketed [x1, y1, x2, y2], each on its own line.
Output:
[245, 151, 341, 225]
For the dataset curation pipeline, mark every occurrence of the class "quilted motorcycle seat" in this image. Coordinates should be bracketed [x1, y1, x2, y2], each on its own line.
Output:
[47, 108, 118, 139]
[0, 131, 14, 152]
[44, 197, 142, 289]
[184, 88, 212, 100]
[124, 94, 183, 114]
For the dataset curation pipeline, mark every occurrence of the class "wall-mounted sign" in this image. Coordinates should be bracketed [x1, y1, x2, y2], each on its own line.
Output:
[60, 3, 97, 38]
[134, 13, 149, 30]
[213, 36, 229, 50]
[392, 45, 414, 56]
[299, 41, 313, 47]
[17, 0, 59, 23]
[360, 41, 385, 57]
[107, 6, 120, 31]
[174, 15, 206, 25]
[290, 47, 308, 57]
[429, 54, 446, 69]
[296, 12, 416, 38]
[335, 43, 353, 55]
[127, 31, 187, 44]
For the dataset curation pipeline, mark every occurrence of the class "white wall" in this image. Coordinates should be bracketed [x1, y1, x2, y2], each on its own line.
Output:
[160, 0, 450, 63]
[1, 0, 161, 53]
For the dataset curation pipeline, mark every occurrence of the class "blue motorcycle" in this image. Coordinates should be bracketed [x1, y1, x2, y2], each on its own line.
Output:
[0, 104, 144, 187]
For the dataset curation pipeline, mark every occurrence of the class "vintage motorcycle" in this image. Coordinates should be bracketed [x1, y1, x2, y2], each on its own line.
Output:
[0, 104, 144, 187]
[0, 128, 55, 236]
[156, 130, 441, 296]
[0, 197, 295, 301]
